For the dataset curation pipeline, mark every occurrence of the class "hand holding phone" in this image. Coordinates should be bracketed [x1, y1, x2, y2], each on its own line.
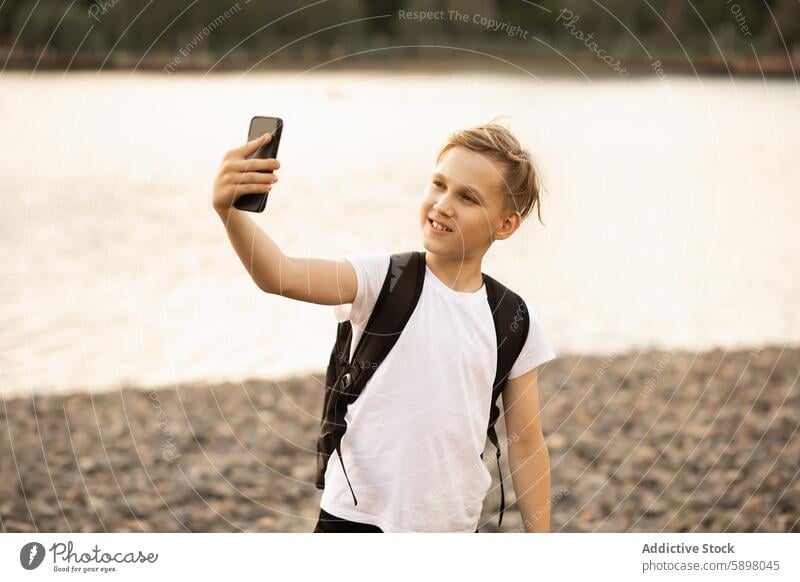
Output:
[235, 116, 283, 212]
[212, 116, 283, 214]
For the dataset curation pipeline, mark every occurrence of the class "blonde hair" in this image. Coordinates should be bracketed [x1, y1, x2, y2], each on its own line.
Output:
[436, 120, 544, 224]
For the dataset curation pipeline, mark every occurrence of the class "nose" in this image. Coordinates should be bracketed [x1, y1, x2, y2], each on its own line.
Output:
[432, 196, 454, 217]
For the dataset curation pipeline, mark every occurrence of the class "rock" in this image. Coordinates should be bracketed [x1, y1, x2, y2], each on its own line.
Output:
[547, 433, 568, 450]
[4, 519, 36, 532]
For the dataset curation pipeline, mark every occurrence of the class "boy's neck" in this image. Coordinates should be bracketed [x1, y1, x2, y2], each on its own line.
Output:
[424, 252, 485, 293]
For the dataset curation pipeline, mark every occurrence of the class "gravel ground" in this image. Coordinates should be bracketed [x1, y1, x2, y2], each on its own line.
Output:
[1, 345, 797, 533]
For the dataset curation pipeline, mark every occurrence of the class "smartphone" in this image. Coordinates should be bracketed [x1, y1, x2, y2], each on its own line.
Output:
[234, 116, 283, 212]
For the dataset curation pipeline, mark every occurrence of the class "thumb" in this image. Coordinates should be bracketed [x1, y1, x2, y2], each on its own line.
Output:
[235, 132, 272, 158]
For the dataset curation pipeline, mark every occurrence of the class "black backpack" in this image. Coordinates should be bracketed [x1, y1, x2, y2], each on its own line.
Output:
[314, 250, 530, 528]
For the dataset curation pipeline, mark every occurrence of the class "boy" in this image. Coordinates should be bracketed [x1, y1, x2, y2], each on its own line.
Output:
[211, 123, 556, 533]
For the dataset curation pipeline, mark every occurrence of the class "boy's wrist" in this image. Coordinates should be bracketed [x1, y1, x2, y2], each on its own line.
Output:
[214, 203, 236, 220]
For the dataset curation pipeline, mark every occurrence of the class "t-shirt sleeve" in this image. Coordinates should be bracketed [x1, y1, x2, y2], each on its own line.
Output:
[507, 308, 557, 379]
[332, 251, 391, 328]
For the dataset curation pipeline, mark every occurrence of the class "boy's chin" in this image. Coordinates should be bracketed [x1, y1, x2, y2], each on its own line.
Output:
[422, 230, 448, 245]
[421, 236, 457, 253]
[421, 236, 442, 251]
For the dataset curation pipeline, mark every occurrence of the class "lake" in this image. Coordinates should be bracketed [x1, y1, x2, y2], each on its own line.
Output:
[1, 69, 798, 397]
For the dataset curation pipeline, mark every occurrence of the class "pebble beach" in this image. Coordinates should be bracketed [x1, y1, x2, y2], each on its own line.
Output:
[1, 345, 797, 533]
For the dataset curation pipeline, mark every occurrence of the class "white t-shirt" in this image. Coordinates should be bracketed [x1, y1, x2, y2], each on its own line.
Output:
[320, 251, 557, 532]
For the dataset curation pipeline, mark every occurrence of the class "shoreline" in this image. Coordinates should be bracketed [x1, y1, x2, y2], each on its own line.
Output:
[1, 343, 797, 533]
[3, 50, 798, 78]
[0, 342, 791, 401]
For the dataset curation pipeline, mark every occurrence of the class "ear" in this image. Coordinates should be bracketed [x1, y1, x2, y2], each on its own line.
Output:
[493, 210, 522, 241]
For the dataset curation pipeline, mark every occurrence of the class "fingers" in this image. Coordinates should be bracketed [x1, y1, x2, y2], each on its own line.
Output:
[235, 182, 274, 194]
[214, 178, 274, 209]
[225, 157, 281, 172]
[225, 171, 279, 185]
[214, 136, 280, 209]
[229, 131, 272, 158]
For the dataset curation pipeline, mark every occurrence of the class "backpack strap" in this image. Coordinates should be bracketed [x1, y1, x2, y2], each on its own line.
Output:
[315, 319, 356, 489]
[482, 273, 530, 527]
[328, 250, 426, 506]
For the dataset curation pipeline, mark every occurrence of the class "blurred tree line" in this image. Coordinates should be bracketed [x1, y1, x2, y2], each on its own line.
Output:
[1, 0, 798, 67]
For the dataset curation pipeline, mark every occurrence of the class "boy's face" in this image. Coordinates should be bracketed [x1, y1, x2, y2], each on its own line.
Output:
[419, 146, 520, 260]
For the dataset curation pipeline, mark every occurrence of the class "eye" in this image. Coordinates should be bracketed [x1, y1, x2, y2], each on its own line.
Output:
[462, 193, 477, 204]
[432, 180, 444, 188]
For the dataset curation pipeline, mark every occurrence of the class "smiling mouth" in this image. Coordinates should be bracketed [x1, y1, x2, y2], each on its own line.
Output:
[428, 218, 453, 232]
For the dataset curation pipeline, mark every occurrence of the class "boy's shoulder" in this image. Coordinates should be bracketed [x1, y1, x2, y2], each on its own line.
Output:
[481, 270, 528, 305]
[345, 250, 531, 308]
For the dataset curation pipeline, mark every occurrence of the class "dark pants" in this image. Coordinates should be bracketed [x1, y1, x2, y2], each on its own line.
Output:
[313, 507, 384, 532]
[312, 507, 479, 533]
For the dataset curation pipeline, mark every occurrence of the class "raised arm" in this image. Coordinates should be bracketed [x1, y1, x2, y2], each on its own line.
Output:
[212, 132, 357, 306]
